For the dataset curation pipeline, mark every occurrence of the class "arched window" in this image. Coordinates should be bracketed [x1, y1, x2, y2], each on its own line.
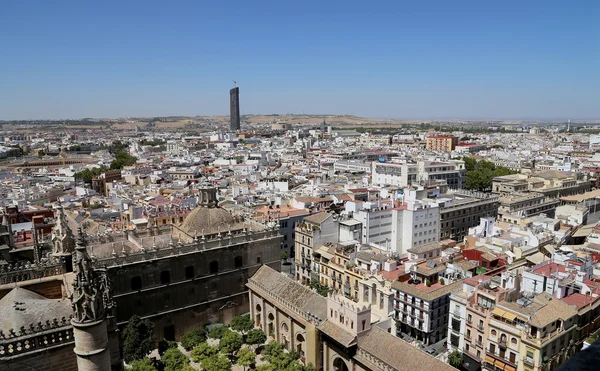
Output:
[281, 322, 288, 332]
[255, 304, 262, 312]
[234, 256, 243, 268]
[491, 329, 497, 336]
[511, 337, 518, 344]
[209, 261, 219, 274]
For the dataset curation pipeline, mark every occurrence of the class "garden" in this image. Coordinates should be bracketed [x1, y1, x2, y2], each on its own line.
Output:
[123, 314, 317, 371]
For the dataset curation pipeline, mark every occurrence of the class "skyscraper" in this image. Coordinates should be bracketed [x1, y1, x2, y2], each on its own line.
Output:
[230, 87, 240, 131]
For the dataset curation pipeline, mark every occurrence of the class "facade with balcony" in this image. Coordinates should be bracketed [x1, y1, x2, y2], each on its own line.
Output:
[392, 278, 463, 345]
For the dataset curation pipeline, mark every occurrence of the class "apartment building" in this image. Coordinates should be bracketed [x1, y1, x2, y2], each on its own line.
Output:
[392, 267, 463, 345]
[295, 212, 339, 285]
[435, 190, 500, 242]
[498, 193, 560, 221]
[426, 135, 458, 152]
[345, 194, 440, 256]
[371, 160, 465, 189]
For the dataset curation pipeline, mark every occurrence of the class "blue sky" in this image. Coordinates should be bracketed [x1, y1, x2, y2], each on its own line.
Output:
[1, 0, 598, 120]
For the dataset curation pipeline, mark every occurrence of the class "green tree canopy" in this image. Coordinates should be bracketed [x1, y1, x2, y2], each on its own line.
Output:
[158, 338, 177, 356]
[208, 325, 230, 339]
[230, 314, 254, 334]
[463, 157, 517, 191]
[161, 348, 189, 371]
[309, 280, 330, 297]
[190, 342, 218, 363]
[74, 165, 109, 184]
[129, 358, 157, 371]
[181, 328, 207, 351]
[201, 354, 232, 371]
[219, 330, 243, 355]
[122, 315, 156, 363]
[246, 328, 267, 346]
[236, 347, 256, 371]
[448, 350, 463, 368]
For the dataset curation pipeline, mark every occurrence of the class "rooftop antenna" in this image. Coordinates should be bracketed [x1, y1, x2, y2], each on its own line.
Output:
[232, 80, 237, 88]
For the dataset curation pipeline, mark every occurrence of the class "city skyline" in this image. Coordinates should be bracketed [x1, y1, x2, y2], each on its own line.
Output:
[1, 1, 598, 120]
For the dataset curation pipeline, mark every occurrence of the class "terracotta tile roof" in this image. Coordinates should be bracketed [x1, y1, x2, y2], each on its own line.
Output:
[318, 320, 356, 347]
[356, 326, 456, 371]
[530, 298, 578, 328]
[304, 212, 332, 224]
[391, 280, 463, 301]
[247, 265, 327, 321]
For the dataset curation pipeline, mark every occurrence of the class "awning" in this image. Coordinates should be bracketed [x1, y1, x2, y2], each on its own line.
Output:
[504, 365, 516, 371]
[484, 355, 495, 365]
[491, 307, 506, 317]
[503, 312, 517, 322]
[494, 359, 506, 368]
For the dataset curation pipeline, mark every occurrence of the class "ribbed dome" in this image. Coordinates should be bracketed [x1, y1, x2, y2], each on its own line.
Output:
[179, 206, 236, 236]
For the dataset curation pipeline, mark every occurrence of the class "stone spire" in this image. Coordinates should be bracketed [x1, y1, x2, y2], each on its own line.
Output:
[69, 227, 114, 371]
[52, 202, 75, 257]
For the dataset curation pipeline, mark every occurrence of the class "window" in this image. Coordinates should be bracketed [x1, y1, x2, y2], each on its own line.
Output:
[490, 344, 496, 354]
[509, 352, 516, 363]
[131, 276, 142, 290]
[209, 261, 219, 274]
[256, 256, 261, 264]
[234, 256, 243, 268]
[491, 329, 497, 336]
[160, 271, 171, 284]
[185, 266, 195, 279]
[450, 334, 460, 347]
[362, 320, 366, 331]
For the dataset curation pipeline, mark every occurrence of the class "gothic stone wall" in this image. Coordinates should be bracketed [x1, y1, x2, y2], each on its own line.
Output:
[109, 236, 282, 339]
[0, 342, 78, 371]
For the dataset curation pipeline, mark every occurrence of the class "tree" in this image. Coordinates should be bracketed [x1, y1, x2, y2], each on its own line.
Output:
[309, 280, 330, 297]
[246, 328, 267, 346]
[201, 354, 232, 371]
[161, 348, 189, 371]
[256, 364, 277, 371]
[208, 325, 230, 339]
[280, 251, 288, 261]
[190, 342, 218, 363]
[230, 314, 254, 334]
[181, 328, 207, 351]
[439, 278, 445, 285]
[425, 279, 431, 287]
[219, 330, 243, 355]
[448, 350, 463, 368]
[158, 338, 177, 356]
[122, 315, 156, 363]
[129, 358, 157, 371]
[236, 347, 256, 371]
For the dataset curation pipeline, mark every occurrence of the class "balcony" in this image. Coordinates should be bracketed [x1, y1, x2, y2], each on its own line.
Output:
[452, 310, 461, 319]
[477, 324, 484, 331]
[523, 357, 534, 367]
[499, 340, 507, 349]
[476, 340, 483, 347]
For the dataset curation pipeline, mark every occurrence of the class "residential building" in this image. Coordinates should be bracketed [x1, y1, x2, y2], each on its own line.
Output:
[247, 264, 456, 371]
[295, 212, 339, 285]
[426, 135, 458, 152]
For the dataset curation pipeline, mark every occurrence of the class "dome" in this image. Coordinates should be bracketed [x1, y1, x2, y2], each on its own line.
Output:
[179, 206, 237, 237]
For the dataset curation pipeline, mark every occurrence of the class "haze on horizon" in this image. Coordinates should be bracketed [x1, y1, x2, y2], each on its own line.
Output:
[1, 1, 598, 121]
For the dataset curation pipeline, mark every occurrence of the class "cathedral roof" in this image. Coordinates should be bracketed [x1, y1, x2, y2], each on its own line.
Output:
[0, 288, 72, 334]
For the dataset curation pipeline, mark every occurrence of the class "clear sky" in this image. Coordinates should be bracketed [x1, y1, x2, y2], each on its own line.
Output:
[1, 0, 598, 120]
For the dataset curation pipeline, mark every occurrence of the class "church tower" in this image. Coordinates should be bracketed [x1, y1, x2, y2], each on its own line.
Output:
[69, 228, 114, 371]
